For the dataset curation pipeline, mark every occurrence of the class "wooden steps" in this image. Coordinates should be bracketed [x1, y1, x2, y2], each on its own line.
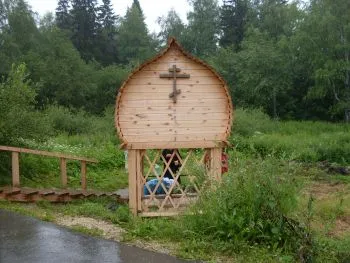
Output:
[0, 187, 129, 203]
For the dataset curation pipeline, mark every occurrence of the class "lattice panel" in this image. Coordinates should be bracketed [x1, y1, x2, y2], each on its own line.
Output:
[139, 149, 210, 215]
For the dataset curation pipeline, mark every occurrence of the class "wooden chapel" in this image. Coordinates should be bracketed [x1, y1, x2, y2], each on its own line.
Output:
[115, 38, 233, 217]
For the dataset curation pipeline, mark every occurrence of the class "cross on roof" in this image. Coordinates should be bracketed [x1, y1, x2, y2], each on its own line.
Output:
[159, 65, 190, 103]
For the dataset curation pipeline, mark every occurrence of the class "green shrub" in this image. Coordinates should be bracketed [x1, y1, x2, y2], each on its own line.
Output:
[232, 108, 278, 137]
[0, 63, 52, 145]
[182, 158, 310, 258]
[44, 106, 94, 135]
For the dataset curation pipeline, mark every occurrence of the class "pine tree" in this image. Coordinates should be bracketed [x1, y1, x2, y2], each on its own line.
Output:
[70, 0, 98, 61]
[219, 0, 249, 49]
[97, 0, 117, 29]
[55, 0, 71, 31]
[117, 1, 154, 64]
[132, 0, 143, 15]
[95, 0, 118, 65]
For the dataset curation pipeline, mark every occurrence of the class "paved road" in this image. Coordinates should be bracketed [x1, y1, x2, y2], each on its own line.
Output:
[0, 209, 191, 263]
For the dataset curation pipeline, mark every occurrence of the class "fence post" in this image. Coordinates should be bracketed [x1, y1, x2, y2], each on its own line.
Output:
[60, 158, 67, 188]
[81, 160, 87, 190]
[12, 152, 20, 187]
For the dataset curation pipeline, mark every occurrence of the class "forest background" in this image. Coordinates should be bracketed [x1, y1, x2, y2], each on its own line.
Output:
[1, 0, 350, 125]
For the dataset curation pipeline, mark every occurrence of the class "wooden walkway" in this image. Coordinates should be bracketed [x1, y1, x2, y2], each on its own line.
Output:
[0, 145, 128, 204]
[0, 187, 129, 203]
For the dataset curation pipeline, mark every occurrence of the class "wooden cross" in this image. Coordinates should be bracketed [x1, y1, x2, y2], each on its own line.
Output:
[159, 65, 190, 103]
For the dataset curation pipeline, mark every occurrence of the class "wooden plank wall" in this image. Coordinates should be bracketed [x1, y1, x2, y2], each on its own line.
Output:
[117, 45, 231, 148]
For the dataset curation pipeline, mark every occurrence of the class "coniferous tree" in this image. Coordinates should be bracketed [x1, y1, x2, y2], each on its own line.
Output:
[55, 0, 71, 31]
[117, 1, 154, 64]
[219, 0, 249, 49]
[70, 0, 98, 61]
[95, 0, 118, 65]
[98, 0, 117, 29]
[132, 0, 143, 15]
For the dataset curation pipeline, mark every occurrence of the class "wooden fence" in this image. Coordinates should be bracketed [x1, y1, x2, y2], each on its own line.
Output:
[0, 146, 98, 190]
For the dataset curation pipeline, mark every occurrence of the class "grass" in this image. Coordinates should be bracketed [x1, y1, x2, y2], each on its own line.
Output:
[0, 200, 55, 222]
[70, 225, 104, 238]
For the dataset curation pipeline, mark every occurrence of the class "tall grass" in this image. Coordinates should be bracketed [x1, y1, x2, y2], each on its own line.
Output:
[232, 109, 350, 164]
[182, 158, 311, 258]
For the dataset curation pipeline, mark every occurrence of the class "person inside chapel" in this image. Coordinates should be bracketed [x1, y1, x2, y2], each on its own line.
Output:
[161, 149, 182, 184]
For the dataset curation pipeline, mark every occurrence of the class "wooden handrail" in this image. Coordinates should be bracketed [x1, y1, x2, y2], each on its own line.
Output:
[0, 146, 98, 163]
[0, 145, 98, 189]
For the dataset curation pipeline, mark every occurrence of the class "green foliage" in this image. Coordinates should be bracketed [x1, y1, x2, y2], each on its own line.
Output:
[15, 109, 127, 190]
[185, 0, 220, 57]
[220, 0, 249, 49]
[44, 106, 95, 135]
[315, 236, 350, 262]
[89, 65, 129, 114]
[157, 9, 185, 45]
[184, 158, 308, 257]
[55, 0, 71, 31]
[232, 109, 350, 164]
[117, 2, 155, 65]
[0, 63, 51, 145]
[70, 0, 98, 61]
[232, 29, 294, 118]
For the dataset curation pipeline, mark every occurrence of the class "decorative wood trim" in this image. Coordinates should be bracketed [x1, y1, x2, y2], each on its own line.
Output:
[139, 211, 181, 217]
[123, 141, 228, 150]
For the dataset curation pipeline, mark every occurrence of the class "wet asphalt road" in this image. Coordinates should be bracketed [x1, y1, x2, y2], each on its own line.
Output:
[0, 209, 191, 263]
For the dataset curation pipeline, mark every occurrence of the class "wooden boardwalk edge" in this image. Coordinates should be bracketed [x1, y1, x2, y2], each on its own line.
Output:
[0, 187, 129, 203]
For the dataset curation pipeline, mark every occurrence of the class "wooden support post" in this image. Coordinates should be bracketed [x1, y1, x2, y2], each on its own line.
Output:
[128, 150, 138, 216]
[210, 148, 222, 182]
[81, 160, 87, 190]
[136, 150, 143, 212]
[12, 152, 20, 187]
[60, 158, 67, 188]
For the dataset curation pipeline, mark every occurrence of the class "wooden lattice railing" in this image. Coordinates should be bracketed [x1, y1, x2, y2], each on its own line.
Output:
[128, 148, 221, 217]
[0, 146, 98, 190]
